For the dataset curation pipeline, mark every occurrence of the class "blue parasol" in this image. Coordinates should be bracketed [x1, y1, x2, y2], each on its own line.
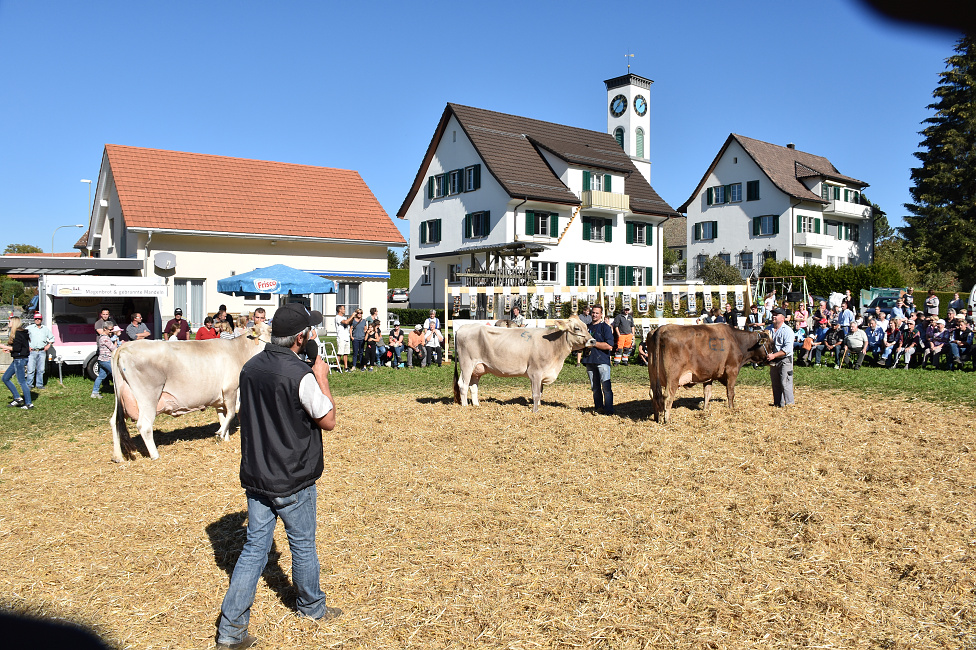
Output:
[217, 264, 336, 296]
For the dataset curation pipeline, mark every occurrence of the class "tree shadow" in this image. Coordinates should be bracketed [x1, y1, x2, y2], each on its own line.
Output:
[206, 511, 296, 609]
[415, 396, 455, 405]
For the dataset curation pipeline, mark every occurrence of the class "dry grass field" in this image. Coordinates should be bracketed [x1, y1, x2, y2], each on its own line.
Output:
[0, 380, 974, 649]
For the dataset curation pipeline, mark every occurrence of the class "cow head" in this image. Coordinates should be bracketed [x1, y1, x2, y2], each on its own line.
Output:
[555, 316, 596, 351]
[746, 330, 773, 365]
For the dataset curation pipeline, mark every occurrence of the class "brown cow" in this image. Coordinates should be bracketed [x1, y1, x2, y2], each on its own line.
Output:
[648, 324, 771, 423]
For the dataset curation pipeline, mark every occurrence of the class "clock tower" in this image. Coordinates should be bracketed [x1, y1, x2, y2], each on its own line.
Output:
[605, 73, 652, 183]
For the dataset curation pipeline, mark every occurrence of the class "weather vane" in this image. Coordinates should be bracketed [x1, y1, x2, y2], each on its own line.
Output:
[625, 52, 634, 72]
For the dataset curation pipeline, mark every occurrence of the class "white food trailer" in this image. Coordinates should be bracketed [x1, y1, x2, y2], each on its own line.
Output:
[37, 274, 167, 379]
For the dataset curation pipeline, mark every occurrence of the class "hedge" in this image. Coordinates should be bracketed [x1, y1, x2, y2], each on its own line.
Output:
[387, 269, 409, 290]
[759, 261, 905, 302]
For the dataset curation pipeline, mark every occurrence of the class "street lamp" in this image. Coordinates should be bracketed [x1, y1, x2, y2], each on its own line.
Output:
[52, 225, 84, 256]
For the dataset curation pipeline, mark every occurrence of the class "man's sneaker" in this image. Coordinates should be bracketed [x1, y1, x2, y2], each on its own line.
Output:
[834, 365, 840, 370]
[20, 403, 34, 410]
[315, 606, 343, 622]
[90, 393, 102, 399]
[8, 398, 24, 407]
[215, 633, 258, 650]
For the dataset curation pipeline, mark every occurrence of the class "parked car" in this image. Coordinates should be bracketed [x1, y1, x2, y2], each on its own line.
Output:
[859, 296, 900, 319]
[389, 288, 409, 303]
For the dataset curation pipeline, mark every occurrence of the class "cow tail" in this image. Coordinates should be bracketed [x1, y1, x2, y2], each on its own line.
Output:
[453, 357, 461, 404]
[650, 327, 663, 421]
[111, 348, 137, 460]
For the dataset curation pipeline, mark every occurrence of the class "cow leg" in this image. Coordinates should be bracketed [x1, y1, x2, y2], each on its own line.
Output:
[110, 394, 125, 463]
[530, 376, 542, 413]
[136, 411, 160, 460]
[725, 369, 739, 409]
[664, 379, 677, 424]
[702, 381, 713, 411]
[216, 389, 238, 441]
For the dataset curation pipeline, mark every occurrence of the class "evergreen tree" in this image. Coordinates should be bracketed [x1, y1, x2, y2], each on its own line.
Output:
[3, 243, 43, 254]
[903, 36, 976, 288]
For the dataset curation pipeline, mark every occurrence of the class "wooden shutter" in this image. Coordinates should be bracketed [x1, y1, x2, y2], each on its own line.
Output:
[752, 217, 760, 237]
[694, 222, 702, 241]
[707, 187, 713, 205]
[566, 262, 576, 285]
[605, 219, 613, 242]
[420, 222, 427, 244]
[773, 216, 780, 235]
[814, 218, 821, 234]
[844, 189, 850, 202]
[597, 264, 606, 284]
[482, 211, 490, 235]
[473, 165, 481, 190]
[647, 223, 653, 245]
[646, 267, 653, 285]
[583, 170, 591, 191]
[724, 184, 732, 203]
[525, 211, 535, 236]
[550, 213, 558, 235]
[582, 216, 592, 240]
[626, 222, 635, 244]
[465, 214, 472, 238]
[625, 266, 634, 285]
[588, 264, 597, 285]
[833, 186, 840, 200]
[604, 174, 612, 192]
[797, 214, 803, 233]
[712, 221, 718, 239]
[427, 177, 434, 199]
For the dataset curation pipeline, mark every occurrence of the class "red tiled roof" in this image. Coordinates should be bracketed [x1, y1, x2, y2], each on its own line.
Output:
[104, 145, 404, 244]
[74, 229, 89, 249]
[2, 252, 81, 258]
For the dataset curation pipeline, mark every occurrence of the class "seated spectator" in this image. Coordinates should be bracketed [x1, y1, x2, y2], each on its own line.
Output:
[217, 320, 236, 340]
[813, 300, 830, 324]
[921, 318, 950, 368]
[723, 303, 740, 328]
[793, 303, 810, 331]
[406, 324, 426, 368]
[792, 324, 807, 356]
[196, 316, 220, 340]
[817, 321, 845, 367]
[880, 319, 900, 367]
[424, 321, 444, 367]
[893, 319, 920, 368]
[839, 321, 868, 370]
[388, 322, 404, 368]
[636, 337, 649, 366]
[801, 319, 827, 366]
[864, 317, 886, 365]
[745, 304, 763, 331]
[947, 319, 972, 370]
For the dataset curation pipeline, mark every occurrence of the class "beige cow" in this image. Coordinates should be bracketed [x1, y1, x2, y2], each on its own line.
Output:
[453, 318, 594, 412]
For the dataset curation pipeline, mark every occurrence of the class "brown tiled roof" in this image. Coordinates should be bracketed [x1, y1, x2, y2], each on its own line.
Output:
[103, 145, 404, 244]
[677, 134, 868, 212]
[74, 229, 89, 249]
[3, 252, 82, 257]
[397, 104, 678, 218]
[662, 216, 687, 248]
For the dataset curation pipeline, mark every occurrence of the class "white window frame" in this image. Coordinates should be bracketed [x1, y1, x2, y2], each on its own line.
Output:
[758, 215, 776, 236]
[740, 252, 753, 272]
[800, 215, 816, 233]
[448, 264, 462, 285]
[534, 213, 550, 237]
[827, 255, 835, 268]
[532, 261, 557, 283]
[696, 254, 708, 275]
[449, 170, 462, 195]
[633, 266, 645, 286]
[421, 265, 431, 286]
[701, 221, 716, 240]
[713, 185, 726, 204]
[590, 219, 605, 242]
[464, 166, 477, 191]
[434, 175, 446, 198]
[336, 282, 361, 314]
[467, 211, 490, 239]
[590, 174, 603, 191]
[605, 265, 618, 287]
[718, 253, 731, 266]
[634, 223, 646, 245]
[803, 251, 813, 264]
[730, 183, 742, 203]
[574, 263, 589, 287]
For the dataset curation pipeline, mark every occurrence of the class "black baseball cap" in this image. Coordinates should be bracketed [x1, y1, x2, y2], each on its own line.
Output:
[271, 303, 323, 337]
[771, 307, 790, 317]
[174, 308, 183, 315]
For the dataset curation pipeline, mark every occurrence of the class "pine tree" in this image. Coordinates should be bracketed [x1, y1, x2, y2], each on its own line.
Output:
[903, 36, 976, 289]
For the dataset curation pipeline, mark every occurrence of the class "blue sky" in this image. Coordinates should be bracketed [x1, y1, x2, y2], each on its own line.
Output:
[0, 0, 960, 255]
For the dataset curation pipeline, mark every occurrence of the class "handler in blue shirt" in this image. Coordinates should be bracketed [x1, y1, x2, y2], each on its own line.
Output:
[583, 304, 614, 415]
[767, 307, 794, 407]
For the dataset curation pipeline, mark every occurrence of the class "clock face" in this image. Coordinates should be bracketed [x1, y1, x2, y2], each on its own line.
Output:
[609, 94, 627, 117]
[634, 95, 647, 116]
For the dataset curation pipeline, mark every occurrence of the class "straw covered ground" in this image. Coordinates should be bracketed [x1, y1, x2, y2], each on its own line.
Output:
[1, 380, 974, 649]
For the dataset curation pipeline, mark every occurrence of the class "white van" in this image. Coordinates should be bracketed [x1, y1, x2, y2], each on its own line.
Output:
[37, 275, 167, 379]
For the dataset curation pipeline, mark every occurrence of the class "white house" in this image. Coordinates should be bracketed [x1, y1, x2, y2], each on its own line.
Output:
[678, 134, 872, 280]
[80, 144, 405, 331]
[397, 74, 679, 311]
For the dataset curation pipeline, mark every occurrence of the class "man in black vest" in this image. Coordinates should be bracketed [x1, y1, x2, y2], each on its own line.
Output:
[216, 303, 340, 650]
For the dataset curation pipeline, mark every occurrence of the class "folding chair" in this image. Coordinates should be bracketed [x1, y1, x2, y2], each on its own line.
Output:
[324, 341, 343, 373]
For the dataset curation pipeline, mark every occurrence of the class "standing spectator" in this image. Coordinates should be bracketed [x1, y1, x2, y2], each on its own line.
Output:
[583, 304, 614, 415]
[723, 302, 740, 328]
[576, 306, 593, 365]
[218, 321, 237, 340]
[25, 311, 53, 390]
[509, 306, 526, 327]
[763, 291, 777, 320]
[890, 299, 907, 321]
[249, 308, 267, 328]
[837, 301, 855, 336]
[126, 312, 153, 341]
[612, 305, 635, 365]
[948, 319, 971, 370]
[365, 307, 379, 326]
[794, 302, 810, 331]
[163, 322, 181, 342]
[215, 304, 340, 649]
[840, 321, 868, 370]
[924, 290, 940, 318]
[904, 288, 916, 311]
[94, 308, 115, 341]
[196, 316, 220, 340]
[350, 309, 367, 369]
[364, 321, 382, 370]
[949, 292, 965, 313]
[766, 307, 794, 406]
[91, 326, 118, 399]
[388, 322, 404, 368]
[423, 310, 441, 331]
[893, 319, 921, 368]
[406, 324, 426, 368]
[843, 289, 858, 313]
[334, 306, 353, 372]
[164, 308, 191, 341]
[1, 316, 33, 409]
[424, 321, 444, 367]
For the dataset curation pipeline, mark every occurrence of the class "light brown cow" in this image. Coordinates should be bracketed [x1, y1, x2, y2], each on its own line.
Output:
[109, 333, 266, 462]
[648, 324, 771, 424]
[453, 318, 594, 412]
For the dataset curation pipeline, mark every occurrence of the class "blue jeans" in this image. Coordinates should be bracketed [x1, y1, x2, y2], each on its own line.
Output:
[3, 358, 31, 406]
[217, 484, 327, 645]
[585, 363, 613, 414]
[27, 349, 46, 388]
[352, 339, 366, 368]
[391, 345, 403, 366]
[92, 360, 112, 394]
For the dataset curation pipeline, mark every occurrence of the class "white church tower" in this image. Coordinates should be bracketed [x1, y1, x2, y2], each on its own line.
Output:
[605, 73, 652, 184]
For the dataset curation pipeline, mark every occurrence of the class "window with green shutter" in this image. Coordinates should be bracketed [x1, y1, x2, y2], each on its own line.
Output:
[707, 187, 713, 205]
[549, 213, 559, 236]
[694, 222, 702, 241]
[525, 211, 535, 236]
[464, 165, 481, 192]
[821, 183, 830, 201]
[588, 264, 597, 285]
[427, 177, 434, 199]
[465, 214, 473, 238]
[420, 221, 427, 244]
[566, 262, 576, 286]
[604, 219, 613, 243]
[604, 174, 612, 192]
[626, 222, 634, 244]
[582, 170, 591, 191]
[747, 180, 760, 201]
[646, 267, 653, 285]
[814, 218, 821, 234]
[582, 216, 592, 240]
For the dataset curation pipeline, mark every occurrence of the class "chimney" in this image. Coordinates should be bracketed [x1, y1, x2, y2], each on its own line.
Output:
[786, 143, 795, 149]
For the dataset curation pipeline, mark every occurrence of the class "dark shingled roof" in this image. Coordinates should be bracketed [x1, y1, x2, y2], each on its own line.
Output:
[663, 216, 687, 248]
[397, 103, 678, 219]
[677, 134, 868, 212]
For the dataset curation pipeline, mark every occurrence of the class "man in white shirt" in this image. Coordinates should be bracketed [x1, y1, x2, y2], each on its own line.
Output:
[766, 307, 794, 407]
[333, 305, 353, 371]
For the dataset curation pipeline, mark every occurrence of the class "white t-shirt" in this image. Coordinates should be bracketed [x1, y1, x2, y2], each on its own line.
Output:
[299, 373, 334, 421]
[335, 314, 350, 342]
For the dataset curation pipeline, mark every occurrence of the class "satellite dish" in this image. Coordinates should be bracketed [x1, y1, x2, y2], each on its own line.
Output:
[154, 252, 176, 270]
